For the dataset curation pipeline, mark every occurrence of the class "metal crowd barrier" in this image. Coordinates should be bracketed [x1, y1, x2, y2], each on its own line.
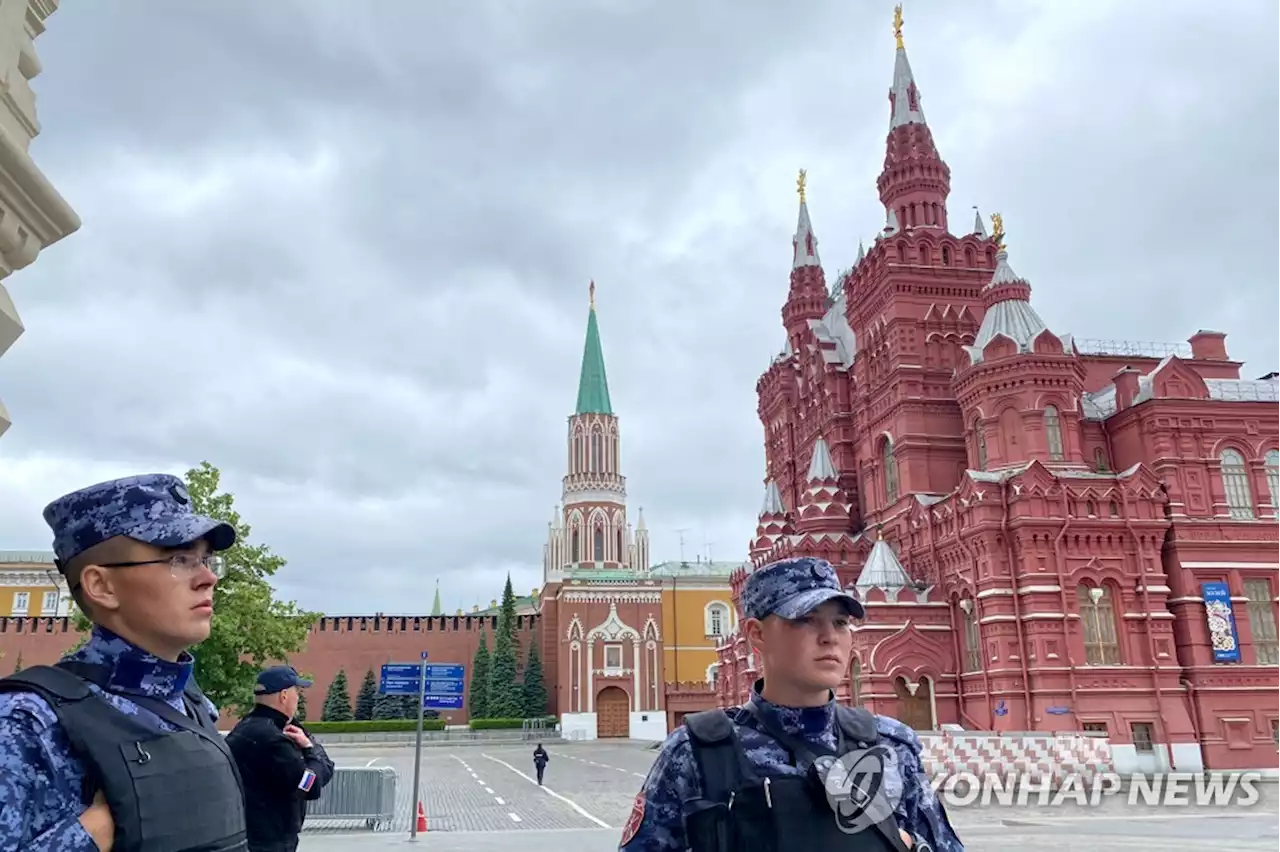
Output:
[305, 766, 397, 830]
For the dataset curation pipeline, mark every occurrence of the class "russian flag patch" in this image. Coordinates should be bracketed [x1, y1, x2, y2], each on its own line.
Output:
[298, 769, 317, 792]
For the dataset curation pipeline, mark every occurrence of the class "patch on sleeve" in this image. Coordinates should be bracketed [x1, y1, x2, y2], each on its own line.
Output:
[619, 792, 645, 846]
[298, 768, 317, 792]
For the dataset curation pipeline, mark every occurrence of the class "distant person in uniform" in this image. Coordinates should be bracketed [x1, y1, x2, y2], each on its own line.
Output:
[533, 743, 549, 785]
[617, 556, 965, 852]
[226, 666, 335, 852]
[0, 473, 248, 852]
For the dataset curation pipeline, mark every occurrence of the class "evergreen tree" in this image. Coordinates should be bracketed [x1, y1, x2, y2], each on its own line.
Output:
[295, 687, 308, 721]
[521, 643, 548, 718]
[322, 669, 353, 721]
[498, 575, 520, 654]
[397, 694, 418, 719]
[372, 692, 401, 721]
[469, 632, 490, 719]
[487, 576, 524, 718]
[355, 668, 378, 721]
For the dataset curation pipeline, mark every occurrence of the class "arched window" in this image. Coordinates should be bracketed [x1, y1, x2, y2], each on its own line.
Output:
[591, 432, 603, 472]
[883, 439, 899, 503]
[1044, 405, 1064, 461]
[1078, 585, 1121, 665]
[1220, 449, 1254, 519]
[593, 527, 605, 561]
[571, 529, 580, 563]
[705, 602, 730, 636]
[1265, 450, 1279, 509]
[973, 417, 987, 471]
[1094, 447, 1109, 472]
[616, 529, 624, 562]
[851, 658, 863, 706]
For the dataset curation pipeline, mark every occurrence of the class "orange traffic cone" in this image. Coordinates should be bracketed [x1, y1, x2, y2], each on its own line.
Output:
[416, 801, 428, 833]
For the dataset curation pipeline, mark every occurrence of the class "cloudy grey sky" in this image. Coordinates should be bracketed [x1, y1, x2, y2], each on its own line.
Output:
[0, 0, 1275, 616]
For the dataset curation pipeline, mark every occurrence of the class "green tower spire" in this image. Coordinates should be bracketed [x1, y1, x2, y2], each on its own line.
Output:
[575, 280, 613, 415]
[430, 581, 442, 616]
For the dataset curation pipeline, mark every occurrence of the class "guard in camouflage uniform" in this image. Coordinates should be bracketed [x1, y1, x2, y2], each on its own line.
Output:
[0, 473, 248, 852]
[618, 556, 964, 852]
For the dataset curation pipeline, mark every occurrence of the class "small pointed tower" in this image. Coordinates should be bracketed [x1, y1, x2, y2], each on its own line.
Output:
[795, 437, 852, 536]
[955, 215, 1084, 469]
[751, 480, 788, 561]
[782, 169, 830, 350]
[430, 581, 443, 616]
[878, 4, 951, 233]
[545, 281, 642, 580]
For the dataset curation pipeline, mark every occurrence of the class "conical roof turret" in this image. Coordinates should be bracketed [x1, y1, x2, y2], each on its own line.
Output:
[575, 280, 613, 415]
[878, 5, 951, 232]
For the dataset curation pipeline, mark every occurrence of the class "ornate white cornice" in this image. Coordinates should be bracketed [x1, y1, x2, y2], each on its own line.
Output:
[561, 591, 662, 603]
[0, 570, 65, 588]
[593, 668, 634, 677]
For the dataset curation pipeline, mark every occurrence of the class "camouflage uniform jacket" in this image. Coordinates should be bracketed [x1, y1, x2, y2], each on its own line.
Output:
[0, 625, 221, 852]
[619, 686, 964, 852]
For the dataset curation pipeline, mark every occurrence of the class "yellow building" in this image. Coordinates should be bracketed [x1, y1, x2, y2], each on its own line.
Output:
[0, 550, 71, 617]
[652, 559, 740, 684]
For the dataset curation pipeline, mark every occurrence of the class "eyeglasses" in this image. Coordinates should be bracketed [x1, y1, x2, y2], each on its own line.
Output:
[98, 553, 227, 578]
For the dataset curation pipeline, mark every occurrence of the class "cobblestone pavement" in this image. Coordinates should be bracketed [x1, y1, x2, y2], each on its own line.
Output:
[301, 740, 1280, 851]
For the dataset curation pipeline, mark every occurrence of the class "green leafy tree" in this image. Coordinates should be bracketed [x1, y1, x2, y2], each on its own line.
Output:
[71, 462, 320, 715]
[322, 669, 353, 721]
[469, 632, 490, 719]
[486, 577, 524, 718]
[355, 668, 378, 721]
[295, 686, 309, 722]
[521, 643, 547, 717]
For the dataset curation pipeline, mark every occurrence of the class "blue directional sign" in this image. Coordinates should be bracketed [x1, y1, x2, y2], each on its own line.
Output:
[422, 679, 463, 695]
[379, 663, 424, 696]
[424, 695, 464, 710]
[423, 665, 464, 680]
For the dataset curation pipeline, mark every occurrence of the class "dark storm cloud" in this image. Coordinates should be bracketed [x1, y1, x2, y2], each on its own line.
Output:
[0, 0, 1274, 615]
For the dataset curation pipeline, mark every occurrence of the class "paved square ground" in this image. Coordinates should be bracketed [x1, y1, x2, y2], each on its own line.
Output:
[300, 740, 1280, 851]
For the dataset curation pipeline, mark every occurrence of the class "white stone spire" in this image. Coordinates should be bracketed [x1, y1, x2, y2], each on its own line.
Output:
[792, 169, 820, 269]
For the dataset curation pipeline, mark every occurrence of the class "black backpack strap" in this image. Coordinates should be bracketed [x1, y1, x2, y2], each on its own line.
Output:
[684, 709, 756, 806]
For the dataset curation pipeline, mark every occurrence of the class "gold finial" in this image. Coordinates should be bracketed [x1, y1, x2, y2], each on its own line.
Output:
[796, 168, 808, 204]
[893, 4, 904, 50]
[990, 213, 1006, 251]
[588, 279, 595, 309]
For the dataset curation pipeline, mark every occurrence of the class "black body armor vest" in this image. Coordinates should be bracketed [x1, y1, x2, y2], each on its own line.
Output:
[682, 706, 911, 852]
[0, 661, 249, 852]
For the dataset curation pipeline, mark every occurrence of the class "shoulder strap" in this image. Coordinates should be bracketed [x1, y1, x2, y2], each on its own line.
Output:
[834, 705, 879, 747]
[0, 664, 95, 704]
[684, 709, 756, 805]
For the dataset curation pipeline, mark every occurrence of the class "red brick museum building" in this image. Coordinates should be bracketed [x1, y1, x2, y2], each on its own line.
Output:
[713, 16, 1279, 772]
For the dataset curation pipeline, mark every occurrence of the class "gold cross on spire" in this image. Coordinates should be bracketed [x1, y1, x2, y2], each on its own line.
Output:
[589, 279, 596, 308]
[893, 4, 904, 50]
[796, 168, 808, 203]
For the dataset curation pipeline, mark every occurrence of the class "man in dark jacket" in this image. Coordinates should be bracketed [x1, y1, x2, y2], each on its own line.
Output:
[226, 666, 335, 852]
[533, 743, 549, 785]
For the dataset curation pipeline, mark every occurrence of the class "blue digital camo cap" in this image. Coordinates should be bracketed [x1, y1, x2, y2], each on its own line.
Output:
[742, 556, 865, 621]
[43, 473, 237, 568]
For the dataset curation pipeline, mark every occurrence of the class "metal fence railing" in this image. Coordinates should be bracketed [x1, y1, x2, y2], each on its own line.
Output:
[305, 766, 397, 830]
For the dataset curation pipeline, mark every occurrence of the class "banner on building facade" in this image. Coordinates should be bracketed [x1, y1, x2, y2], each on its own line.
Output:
[1201, 581, 1241, 664]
